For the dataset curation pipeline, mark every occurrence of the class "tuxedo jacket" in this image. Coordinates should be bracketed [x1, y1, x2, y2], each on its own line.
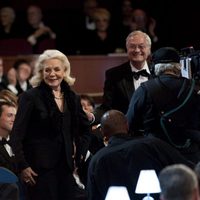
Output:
[94, 61, 152, 123]
[16, 80, 32, 95]
[87, 135, 194, 200]
[0, 144, 17, 174]
[10, 81, 91, 173]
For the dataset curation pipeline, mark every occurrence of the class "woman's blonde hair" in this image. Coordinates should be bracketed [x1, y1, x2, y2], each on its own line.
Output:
[93, 8, 110, 21]
[30, 49, 75, 87]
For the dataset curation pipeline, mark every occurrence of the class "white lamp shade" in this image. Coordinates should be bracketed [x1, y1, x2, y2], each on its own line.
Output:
[105, 186, 130, 200]
[135, 170, 161, 194]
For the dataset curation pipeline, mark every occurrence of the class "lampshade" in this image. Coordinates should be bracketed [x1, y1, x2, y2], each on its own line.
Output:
[105, 186, 130, 200]
[135, 170, 161, 194]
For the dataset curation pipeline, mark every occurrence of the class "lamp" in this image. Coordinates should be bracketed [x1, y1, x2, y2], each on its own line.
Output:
[135, 169, 161, 200]
[105, 186, 130, 200]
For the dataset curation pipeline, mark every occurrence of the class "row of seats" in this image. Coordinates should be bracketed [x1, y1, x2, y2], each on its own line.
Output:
[0, 39, 56, 56]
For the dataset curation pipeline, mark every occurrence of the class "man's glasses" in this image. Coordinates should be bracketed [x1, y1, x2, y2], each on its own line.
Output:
[128, 44, 147, 50]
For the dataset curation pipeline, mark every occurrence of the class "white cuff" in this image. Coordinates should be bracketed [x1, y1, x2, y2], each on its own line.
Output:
[7, 85, 18, 95]
[27, 35, 37, 45]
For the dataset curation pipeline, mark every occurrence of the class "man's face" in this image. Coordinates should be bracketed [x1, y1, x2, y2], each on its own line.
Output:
[126, 34, 151, 69]
[0, 105, 16, 133]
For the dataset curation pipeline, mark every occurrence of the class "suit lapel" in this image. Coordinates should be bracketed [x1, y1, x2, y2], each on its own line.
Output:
[121, 64, 135, 101]
[0, 145, 12, 161]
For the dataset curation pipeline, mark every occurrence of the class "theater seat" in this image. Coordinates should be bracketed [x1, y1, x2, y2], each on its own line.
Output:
[0, 39, 33, 56]
[0, 167, 20, 200]
[0, 167, 18, 183]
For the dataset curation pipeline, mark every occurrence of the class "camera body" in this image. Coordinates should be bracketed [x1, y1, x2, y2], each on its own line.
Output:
[180, 47, 200, 80]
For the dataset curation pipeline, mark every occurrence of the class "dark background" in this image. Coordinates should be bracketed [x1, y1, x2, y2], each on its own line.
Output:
[0, 0, 199, 53]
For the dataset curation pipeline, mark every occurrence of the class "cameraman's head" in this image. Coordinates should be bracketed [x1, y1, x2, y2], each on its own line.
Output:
[152, 47, 181, 76]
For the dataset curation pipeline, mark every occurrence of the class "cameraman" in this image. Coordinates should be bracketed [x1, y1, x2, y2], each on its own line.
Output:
[126, 47, 200, 163]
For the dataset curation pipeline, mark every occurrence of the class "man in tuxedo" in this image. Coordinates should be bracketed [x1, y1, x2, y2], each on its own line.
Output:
[87, 110, 194, 200]
[0, 99, 19, 200]
[94, 30, 153, 123]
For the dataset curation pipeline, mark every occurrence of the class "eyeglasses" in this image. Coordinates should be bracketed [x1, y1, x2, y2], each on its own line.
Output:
[128, 44, 147, 50]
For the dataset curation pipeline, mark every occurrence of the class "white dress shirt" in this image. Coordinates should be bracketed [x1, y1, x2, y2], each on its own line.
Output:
[0, 136, 14, 157]
[131, 61, 150, 90]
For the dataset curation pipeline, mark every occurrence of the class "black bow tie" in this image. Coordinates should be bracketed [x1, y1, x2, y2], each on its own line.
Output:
[132, 69, 150, 80]
[0, 138, 11, 146]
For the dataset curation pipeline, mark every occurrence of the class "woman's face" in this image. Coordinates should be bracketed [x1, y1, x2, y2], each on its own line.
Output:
[42, 58, 65, 90]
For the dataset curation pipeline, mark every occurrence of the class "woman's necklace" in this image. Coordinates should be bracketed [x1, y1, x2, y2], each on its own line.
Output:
[54, 95, 63, 100]
[53, 91, 64, 100]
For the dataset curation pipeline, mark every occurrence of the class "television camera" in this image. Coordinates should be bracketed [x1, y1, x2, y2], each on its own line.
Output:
[180, 46, 200, 80]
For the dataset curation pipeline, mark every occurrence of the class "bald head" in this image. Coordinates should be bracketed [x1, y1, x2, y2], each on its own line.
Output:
[100, 110, 128, 139]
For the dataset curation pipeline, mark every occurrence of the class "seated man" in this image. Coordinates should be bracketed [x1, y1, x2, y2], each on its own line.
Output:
[0, 100, 19, 200]
[87, 110, 194, 200]
[159, 164, 199, 200]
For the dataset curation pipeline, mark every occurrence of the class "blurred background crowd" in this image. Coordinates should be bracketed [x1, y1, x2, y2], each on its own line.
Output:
[0, 0, 199, 55]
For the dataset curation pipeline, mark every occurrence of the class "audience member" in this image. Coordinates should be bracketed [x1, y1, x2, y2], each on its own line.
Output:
[159, 164, 199, 200]
[13, 59, 32, 95]
[81, 0, 98, 31]
[79, 94, 104, 185]
[0, 100, 19, 200]
[126, 47, 200, 163]
[6, 67, 18, 95]
[25, 5, 56, 53]
[119, 0, 133, 29]
[94, 30, 153, 124]
[0, 57, 8, 90]
[0, 89, 18, 107]
[0, 6, 22, 39]
[130, 8, 159, 49]
[87, 110, 194, 200]
[113, 0, 133, 49]
[80, 8, 122, 54]
[10, 49, 91, 200]
[6, 59, 32, 96]
[80, 94, 104, 151]
[80, 94, 95, 123]
[0, 100, 17, 174]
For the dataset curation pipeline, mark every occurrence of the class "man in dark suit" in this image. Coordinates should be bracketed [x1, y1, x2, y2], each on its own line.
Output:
[0, 100, 19, 200]
[87, 110, 194, 200]
[94, 30, 153, 123]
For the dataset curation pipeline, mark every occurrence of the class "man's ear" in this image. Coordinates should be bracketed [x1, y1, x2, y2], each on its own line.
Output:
[103, 136, 109, 146]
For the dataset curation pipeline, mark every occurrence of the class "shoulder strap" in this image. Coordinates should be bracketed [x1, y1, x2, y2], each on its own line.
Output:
[160, 79, 195, 149]
[143, 78, 195, 149]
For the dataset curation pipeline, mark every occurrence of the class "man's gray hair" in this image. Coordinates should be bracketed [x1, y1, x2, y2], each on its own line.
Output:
[159, 164, 198, 200]
[154, 63, 181, 76]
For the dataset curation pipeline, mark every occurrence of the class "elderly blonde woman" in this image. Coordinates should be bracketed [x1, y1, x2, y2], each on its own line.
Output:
[10, 49, 91, 200]
[126, 47, 200, 163]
